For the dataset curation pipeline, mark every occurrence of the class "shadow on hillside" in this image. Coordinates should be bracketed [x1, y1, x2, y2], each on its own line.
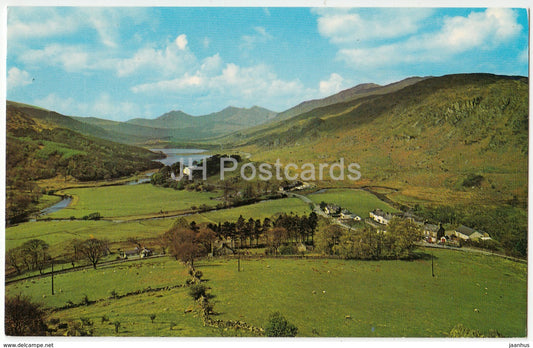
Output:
[409, 251, 438, 261]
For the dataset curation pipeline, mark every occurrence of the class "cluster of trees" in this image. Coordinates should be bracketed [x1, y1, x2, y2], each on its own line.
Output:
[316, 218, 422, 260]
[159, 212, 319, 264]
[151, 154, 242, 187]
[7, 237, 110, 276]
[7, 239, 51, 275]
[206, 212, 318, 249]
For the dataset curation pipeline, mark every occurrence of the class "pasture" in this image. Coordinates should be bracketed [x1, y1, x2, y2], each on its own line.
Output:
[306, 188, 399, 217]
[47, 184, 220, 219]
[6, 219, 173, 258]
[186, 197, 311, 224]
[201, 249, 527, 337]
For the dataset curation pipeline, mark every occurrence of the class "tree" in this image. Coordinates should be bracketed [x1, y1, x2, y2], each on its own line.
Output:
[21, 239, 50, 274]
[266, 227, 288, 253]
[5, 294, 48, 336]
[235, 215, 246, 248]
[6, 247, 25, 275]
[315, 224, 343, 255]
[78, 238, 109, 269]
[163, 227, 199, 267]
[196, 224, 217, 255]
[384, 218, 422, 259]
[265, 312, 298, 337]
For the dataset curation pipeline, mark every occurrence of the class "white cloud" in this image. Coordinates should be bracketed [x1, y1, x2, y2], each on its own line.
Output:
[7, 67, 32, 89]
[116, 36, 196, 77]
[331, 8, 523, 68]
[20, 44, 92, 72]
[7, 8, 79, 40]
[315, 8, 433, 44]
[319, 73, 346, 96]
[241, 26, 273, 51]
[34, 93, 143, 120]
[8, 7, 150, 47]
[130, 60, 312, 112]
[176, 34, 188, 50]
[34, 93, 83, 115]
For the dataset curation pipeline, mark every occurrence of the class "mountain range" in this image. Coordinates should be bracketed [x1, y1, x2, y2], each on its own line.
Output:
[7, 73, 529, 206]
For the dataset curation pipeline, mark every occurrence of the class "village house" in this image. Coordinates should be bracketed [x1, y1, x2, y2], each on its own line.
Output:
[453, 225, 491, 241]
[340, 209, 361, 221]
[121, 247, 152, 259]
[324, 204, 341, 216]
[369, 209, 395, 225]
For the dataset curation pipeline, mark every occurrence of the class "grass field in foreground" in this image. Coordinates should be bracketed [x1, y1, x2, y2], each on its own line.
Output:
[199, 248, 526, 337]
[306, 188, 400, 218]
[47, 184, 220, 219]
[7, 249, 526, 337]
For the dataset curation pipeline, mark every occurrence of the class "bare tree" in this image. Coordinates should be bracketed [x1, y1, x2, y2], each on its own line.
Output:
[78, 238, 109, 269]
[21, 239, 50, 274]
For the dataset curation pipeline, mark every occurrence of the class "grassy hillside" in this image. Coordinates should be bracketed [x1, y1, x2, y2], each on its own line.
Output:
[5, 249, 527, 337]
[233, 74, 527, 201]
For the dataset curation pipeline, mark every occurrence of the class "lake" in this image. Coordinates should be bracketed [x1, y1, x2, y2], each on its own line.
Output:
[150, 148, 210, 166]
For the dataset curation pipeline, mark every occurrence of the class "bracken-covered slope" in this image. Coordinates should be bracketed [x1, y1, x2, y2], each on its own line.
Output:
[236, 73, 528, 203]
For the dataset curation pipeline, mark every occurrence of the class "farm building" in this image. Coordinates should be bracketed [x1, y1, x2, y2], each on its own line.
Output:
[454, 225, 491, 241]
[369, 209, 395, 225]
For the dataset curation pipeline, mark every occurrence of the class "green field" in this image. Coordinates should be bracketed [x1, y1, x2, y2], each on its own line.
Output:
[199, 249, 527, 337]
[6, 249, 526, 337]
[47, 184, 221, 219]
[306, 188, 400, 218]
[186, 197, 311, 224]
[6, 219, 173, 257]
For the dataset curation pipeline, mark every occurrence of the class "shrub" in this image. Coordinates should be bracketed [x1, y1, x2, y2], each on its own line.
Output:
[5, 295, 48, 336]
[101, 315, 109, 324]
[188, 284, 208, 300]
[265, 312, 298, 337]
[279, 245, 297, 255]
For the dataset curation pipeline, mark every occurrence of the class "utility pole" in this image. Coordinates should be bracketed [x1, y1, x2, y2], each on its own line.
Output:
[431, 250, 435, 277]
[51, 260, 55, 295]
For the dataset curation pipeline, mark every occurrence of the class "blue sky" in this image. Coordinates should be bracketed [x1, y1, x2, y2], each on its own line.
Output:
[6, 7, 529, 121]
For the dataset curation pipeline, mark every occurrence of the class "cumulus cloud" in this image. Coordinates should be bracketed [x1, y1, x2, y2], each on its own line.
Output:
[176, 34, 188, 50]
[20, 44, 92, 72]
[319, 73, 346, 96]
[130, 60, 312, 112]
[317, 8, 523, 69]
[315, 8, 433, 44]
[7, 67, 32, 89]
[116, 36, 196, 77]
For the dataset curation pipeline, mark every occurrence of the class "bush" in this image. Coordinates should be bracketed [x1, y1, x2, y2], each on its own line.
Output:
[279, 245, 297, 255]
[188, 284, 208, 300]
[5, 295, 48, 336]
[264, 312, 298, 337]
